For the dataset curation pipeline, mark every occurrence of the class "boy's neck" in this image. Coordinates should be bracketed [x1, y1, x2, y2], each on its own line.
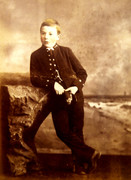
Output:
[43, 43, 58, 50]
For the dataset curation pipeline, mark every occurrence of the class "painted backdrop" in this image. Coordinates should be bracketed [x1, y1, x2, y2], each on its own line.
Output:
[0, 0, 131, 95]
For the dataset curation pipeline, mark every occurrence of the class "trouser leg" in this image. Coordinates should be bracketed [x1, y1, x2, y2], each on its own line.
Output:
[68, 94, 85, 167]
[27, 105, 50, 138]
[51, 96, 94, 164]
[68, 94, 84, 142]
[23, 93, 52, 153]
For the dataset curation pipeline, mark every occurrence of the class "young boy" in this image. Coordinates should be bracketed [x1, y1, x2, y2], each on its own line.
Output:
[23, 18, 100, 175]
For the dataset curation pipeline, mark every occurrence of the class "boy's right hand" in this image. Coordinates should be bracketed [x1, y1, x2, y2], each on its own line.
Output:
[54, 82, 65, 95]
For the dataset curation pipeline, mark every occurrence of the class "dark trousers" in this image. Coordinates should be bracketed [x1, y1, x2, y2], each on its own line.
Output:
[24, 90, 95, 163]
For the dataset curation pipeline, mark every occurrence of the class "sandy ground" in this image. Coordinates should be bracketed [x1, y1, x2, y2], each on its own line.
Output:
[84, 99, 131, 155]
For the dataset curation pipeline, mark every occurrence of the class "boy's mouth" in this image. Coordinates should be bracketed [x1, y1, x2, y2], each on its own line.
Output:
[44, 40, 49, 44]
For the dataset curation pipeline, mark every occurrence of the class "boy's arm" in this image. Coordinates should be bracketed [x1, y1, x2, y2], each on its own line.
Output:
[68, 48, 87, 91]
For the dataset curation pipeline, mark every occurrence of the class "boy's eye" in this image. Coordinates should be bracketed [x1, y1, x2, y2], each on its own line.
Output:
[49, 32, 53, 35]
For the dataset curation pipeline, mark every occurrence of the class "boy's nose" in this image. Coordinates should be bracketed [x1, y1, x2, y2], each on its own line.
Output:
[45, 34, 49, 39]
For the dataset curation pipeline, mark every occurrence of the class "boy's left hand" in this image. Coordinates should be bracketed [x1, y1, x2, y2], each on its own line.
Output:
[65, 86, 78, 95]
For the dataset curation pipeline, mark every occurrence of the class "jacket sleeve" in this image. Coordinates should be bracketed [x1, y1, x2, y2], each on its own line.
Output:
[30, 53, 55, 89]
[68, 48, 88, 91]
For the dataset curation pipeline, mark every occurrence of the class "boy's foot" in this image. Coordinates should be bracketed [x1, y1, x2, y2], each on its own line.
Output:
[87, 150, 101, 173]
[73, 163, 88, 175]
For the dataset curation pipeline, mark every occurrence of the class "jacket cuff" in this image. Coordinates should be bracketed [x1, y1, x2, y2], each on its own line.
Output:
[72, 78, 85, 91]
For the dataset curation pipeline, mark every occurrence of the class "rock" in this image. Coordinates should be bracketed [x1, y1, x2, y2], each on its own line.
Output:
[1, 85, 48, 176]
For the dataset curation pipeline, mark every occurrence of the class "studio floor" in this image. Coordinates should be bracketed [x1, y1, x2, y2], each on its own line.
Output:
[0, 154, 131, 180]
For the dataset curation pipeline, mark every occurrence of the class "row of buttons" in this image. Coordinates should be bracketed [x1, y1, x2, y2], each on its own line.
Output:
[45, 46, 84, 88]
[45, 49, 62, 87]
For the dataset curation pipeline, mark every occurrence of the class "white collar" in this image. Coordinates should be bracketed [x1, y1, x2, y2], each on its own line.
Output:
[46, 47, 54, 51]
[46, 44, 58, 51]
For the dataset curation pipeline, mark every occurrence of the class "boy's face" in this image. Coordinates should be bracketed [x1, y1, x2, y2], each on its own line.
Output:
[40, 26, 59, 48]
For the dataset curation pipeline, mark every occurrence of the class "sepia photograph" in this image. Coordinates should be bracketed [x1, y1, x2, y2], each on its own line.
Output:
[0, 0, 131, 179]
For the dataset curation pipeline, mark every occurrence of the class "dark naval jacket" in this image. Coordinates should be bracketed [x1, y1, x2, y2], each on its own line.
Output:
[30, 45, 87, 93]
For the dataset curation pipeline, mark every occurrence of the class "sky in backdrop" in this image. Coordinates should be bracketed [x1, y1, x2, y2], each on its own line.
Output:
[0, 0, 131, 95]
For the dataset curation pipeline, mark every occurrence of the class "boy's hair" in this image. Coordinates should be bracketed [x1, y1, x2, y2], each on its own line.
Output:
[40, 18, 61, 34]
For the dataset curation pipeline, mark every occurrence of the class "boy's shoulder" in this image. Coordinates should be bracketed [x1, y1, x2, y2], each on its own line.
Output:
[58, 45, 72, 52]
[31, 46, 44, 56]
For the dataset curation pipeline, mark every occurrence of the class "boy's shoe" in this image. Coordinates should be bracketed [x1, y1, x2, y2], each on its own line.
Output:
[87, 150, 101, 173]
[73, 162, 88, 175]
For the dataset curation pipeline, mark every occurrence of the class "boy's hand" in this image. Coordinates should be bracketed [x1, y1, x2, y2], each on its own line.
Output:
[54, 82, 65, 95]
[64, 90, 73, 105]
[65, 86, 78, 95]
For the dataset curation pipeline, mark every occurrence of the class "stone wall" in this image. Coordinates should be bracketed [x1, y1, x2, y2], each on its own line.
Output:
[1, 85, 49, 176]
